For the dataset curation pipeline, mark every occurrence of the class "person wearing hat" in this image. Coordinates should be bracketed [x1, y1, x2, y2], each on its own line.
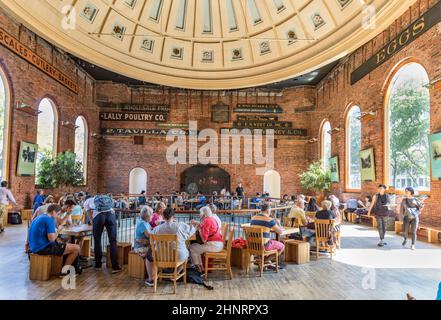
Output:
[400, 187, 425, 250]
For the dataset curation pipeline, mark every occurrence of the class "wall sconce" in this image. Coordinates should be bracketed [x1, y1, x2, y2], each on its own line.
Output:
[62, 121, 79, 129]
[425, 76, 441, 91]
[357, 110, 377, 120]
[15, 102, 41, 116]
[328, 126, 342, 135]
[91, 133, 102, 138]
[305, 137, 318, 144]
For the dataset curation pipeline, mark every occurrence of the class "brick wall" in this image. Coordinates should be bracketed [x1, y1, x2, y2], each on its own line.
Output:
[0, 9, 100, 207]
[309, 0, 441, 227]
[96, 84, 315, 197]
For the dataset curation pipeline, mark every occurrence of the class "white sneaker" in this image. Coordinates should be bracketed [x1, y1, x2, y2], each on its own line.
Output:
[411, 245, 416, 250]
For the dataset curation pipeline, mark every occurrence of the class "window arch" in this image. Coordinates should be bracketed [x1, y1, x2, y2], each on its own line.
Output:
[74, 116, 88, 183]
[0, 67, 11, 180]
[346, 106, 362, 190]
[36, 98, 58, 178]
[129, 168, 148, 195]
[385, 62, 430, 191]
[320, 121, 332, 170]
[263, 170, 281, 199]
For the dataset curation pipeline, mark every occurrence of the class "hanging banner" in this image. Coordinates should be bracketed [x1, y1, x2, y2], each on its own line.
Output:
[234, 104, 283, 114]
[234, 120, 292, 129]
[101, 128, 193, 136]
[0, 28, 78, 94]
[99, 112, 168, 122]
[237, 115, 279, 121]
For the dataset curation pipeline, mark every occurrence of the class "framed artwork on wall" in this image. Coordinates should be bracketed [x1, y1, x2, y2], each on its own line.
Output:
[329, 156, 339, 183]
[429, 132, 441, 179]
[17, 141, 37, 176]
[360, 148, 376, 182]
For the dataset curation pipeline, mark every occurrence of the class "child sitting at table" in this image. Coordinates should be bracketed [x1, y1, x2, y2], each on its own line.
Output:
[134, 206, 155, 287]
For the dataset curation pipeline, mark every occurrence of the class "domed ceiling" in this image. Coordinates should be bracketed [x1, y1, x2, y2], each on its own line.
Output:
[1, 0, 415, 89]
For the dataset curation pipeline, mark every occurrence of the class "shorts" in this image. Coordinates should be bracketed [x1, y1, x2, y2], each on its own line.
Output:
[265, 240, 285, 252]
[135, 246, 154, 262]
[35, 242, 66, 256]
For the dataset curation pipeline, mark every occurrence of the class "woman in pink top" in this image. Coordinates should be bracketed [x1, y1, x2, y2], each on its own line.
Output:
[149, 202, 166, 228]
[189, 206, 224, 273]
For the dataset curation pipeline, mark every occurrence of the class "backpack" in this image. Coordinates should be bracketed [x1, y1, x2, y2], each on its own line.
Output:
[94, 195, 113, 213]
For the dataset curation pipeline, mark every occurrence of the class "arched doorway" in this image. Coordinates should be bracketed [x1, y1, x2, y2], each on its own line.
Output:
[181, 165, 230, 195]
[263, 170, 281, 198]
[129, 168, 148, 195]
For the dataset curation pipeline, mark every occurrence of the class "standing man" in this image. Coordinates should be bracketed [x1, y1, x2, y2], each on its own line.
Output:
[0, 181, 17, 233]
[368, 184, 390, 247]
[235, 182, 244, 208]
[85, 194, 121, 273]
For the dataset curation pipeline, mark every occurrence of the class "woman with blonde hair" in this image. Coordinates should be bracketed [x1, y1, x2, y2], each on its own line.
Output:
[31, 195, 55, 221]
[189, 206, 224, 273]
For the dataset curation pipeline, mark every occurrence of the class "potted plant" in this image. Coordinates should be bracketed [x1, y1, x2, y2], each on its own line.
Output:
[299, 161, 331, 203]
[36, 151, 84, 190]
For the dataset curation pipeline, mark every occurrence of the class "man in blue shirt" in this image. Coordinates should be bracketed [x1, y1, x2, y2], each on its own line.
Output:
[28, 204, 81, 275]
[196, 192, 206, 209]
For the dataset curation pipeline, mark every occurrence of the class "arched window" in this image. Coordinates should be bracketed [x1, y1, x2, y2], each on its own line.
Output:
[129, 168, 148, 195]
[263, 170, 281, 199]
[36, 98, 58, 178]
[346, 106, 362, 190]
[0, 67, 11, 180]
[385, 62, 430, 191]
[74, 116, 88, 183]
[321, 121, 332, 170]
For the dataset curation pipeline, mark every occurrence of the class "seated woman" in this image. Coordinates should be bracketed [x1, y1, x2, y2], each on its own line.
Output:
[305, 197, 320, 213]
[28, 204, 81, 275]
[306, 200, 337, 249]
[190, 206, 224, 273]
[354, 195, 373, 223]
[151, 208, 196, 268]
[134, 206, 155, 287]
[150, 202, 166, 228]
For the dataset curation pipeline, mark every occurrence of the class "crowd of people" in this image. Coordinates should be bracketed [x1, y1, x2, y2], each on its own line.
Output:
[19, 180, 427, 285]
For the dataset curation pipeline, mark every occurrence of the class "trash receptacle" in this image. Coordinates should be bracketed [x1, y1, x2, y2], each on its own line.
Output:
[8, 211, 22, 225]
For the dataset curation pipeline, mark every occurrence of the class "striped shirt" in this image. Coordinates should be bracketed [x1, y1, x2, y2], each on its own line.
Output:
[250, 214, 277, 245]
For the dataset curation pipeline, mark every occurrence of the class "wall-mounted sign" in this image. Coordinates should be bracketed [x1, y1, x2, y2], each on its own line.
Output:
[234, 104, 283, 114]
[0, 28, 79, 94]
[222, 128, 307, 136]
[17, 141, 37, 176]
[101, 128, 193, 136]
[351, 1, 441, 85]
[157, 123, 190, 128]
[120, 104, 170, 112]
[211, 103, 230, 123]
[237, 115, 279, 121]
[99, 112, 168, 122]
[234, 120, 292, 129]
[0, 28, 78, 94]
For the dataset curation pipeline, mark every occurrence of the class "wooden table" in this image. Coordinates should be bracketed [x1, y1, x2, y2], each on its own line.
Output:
[241, 223, 299, 241]
[59, 224, 93, 238]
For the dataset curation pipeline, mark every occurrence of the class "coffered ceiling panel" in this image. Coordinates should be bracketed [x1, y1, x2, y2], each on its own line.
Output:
[0, 0, 417, 89]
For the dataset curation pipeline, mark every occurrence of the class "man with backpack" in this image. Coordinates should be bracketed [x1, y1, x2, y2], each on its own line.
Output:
[85, 194, 121, 273]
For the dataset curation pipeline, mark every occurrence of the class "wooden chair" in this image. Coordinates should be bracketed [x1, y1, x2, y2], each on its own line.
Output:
[243, 226, 279, 277]
[220, 222, 229, 241]
[204, 226, 235, 279]
[314, 219, 337, 259]
[305, 211, 317, 220]
[149, 234, 187, 294]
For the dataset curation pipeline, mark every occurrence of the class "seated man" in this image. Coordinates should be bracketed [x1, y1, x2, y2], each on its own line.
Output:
[307, 200, 337, 250]
[138, 190, 147, 206]
[251, 192, 262, 209]
[28, 204, 81, 276]
[250, 204, 285, 268]
[344, 198, 359, 222]
[195, 192, 207, 210]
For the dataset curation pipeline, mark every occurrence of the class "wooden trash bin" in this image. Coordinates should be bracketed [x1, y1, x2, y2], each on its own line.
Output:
[106, 242, 132, 268]
[284, 240, 310, 265]
[50, 255, 63, 276]
[29, 254, 52, 281]
[128, 251, 146, 279]
[81, 237, 91, 257]
[230, 247, 249, 271]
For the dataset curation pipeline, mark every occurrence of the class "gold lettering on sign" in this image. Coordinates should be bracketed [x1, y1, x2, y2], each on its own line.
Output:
[413, 17, 425, 36]
[0, 28, 78, 94]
